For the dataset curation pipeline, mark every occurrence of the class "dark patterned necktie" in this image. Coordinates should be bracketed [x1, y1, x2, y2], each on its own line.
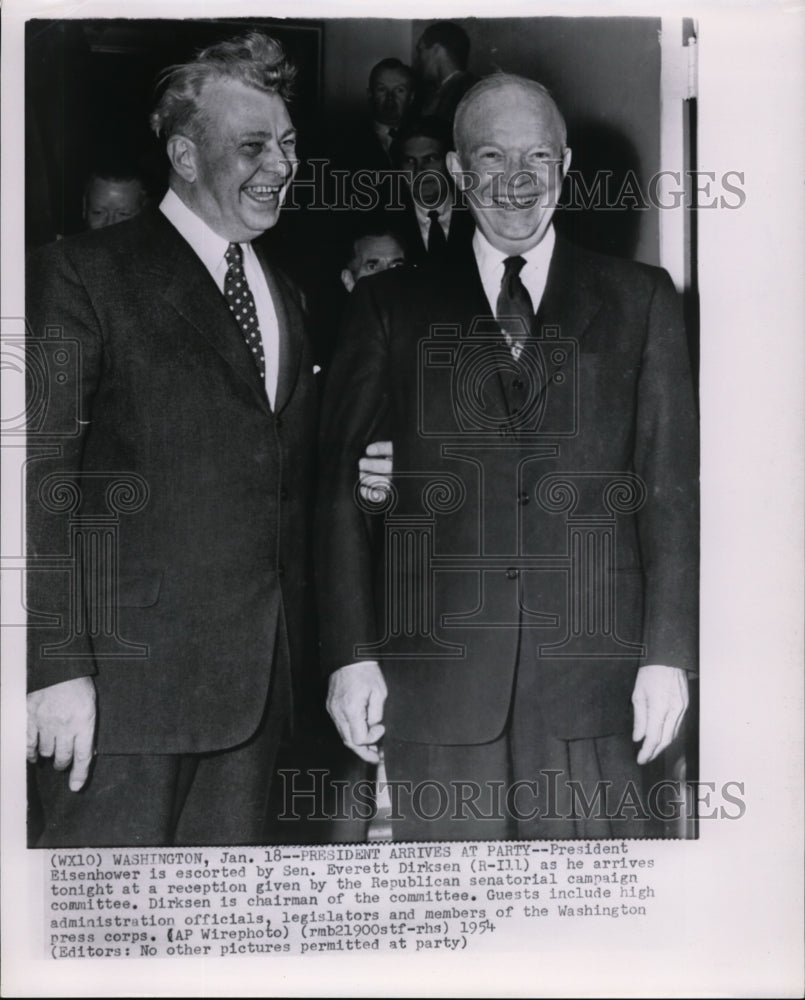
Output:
[224, 242, 265, 379]
[427, 209, 448, 255]
[496, 255, 534, 357]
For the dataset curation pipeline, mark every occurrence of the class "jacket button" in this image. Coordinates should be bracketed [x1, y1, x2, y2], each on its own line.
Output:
[280, 487, 289, 501]
[518, 491, 530, 505]
[506, 568, 518, 580]
[277, 564, 286, 578]
[275, 417, 283, 430]
[512, 378, 524, 390]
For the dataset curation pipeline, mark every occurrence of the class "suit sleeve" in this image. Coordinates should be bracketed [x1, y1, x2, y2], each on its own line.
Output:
[315, 280, 391, 675]
[26, 244, 104, 691]
[634, 268, 700, 674]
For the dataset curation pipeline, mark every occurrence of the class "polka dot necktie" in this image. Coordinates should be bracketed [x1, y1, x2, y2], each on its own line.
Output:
[224, 242, 265, 379]
[496, 255, 534, 359]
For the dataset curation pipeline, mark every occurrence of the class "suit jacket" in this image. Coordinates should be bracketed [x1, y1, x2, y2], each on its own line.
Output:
[26, 208, 318, 755]
[334, 121, 394, 177]
[391, 199, 475, 273]
[317, 236, 698, 747]
[420, 71, 477, 124]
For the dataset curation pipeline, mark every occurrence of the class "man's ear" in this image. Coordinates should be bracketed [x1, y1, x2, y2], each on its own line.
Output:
[446, 150, 466, 191]
[166, 134, 198, 183]
[340, 268, 356, 294]
[561, 146, 572, 179]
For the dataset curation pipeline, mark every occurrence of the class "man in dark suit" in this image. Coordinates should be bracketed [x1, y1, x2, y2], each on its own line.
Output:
[26, 32, 317, 846]
[414, 22, 476, 126]
[389, 115, 474, 273]
[317, 75, 698, 841]
[336, 58, 415, 176]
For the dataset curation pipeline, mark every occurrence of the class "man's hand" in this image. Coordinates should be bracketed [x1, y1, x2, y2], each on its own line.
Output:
[359, 440, 393, 504]
[27, 677, 97, 791]
[632, 664, 689, 765]
[327, 660, 387, 763]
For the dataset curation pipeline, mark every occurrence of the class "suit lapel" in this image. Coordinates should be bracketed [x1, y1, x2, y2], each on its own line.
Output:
[536, 235, 602, 352]
[257, 252, 304, 415]
[142, 212, 272, 414]
[518, 236, 603, 421]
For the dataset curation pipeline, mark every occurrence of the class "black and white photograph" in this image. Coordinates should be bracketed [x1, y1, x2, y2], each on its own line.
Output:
[1, 0, 803, 996]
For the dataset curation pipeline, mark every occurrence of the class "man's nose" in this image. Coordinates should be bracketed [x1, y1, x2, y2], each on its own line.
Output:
[507, 157, 542, 188]
[259, 145, 293, 179]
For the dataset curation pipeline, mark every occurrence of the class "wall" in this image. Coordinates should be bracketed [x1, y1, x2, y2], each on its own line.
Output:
[321, 18, 413, 127]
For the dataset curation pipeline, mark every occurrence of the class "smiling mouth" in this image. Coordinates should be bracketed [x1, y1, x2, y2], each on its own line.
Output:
[493, 195, 540, 210]
[242, 184, 283, 204]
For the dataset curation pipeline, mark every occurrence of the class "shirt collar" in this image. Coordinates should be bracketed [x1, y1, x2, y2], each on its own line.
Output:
[472, 223, 556, 276]
[414, 196, 452, 226]
[160, 187, 233, 275]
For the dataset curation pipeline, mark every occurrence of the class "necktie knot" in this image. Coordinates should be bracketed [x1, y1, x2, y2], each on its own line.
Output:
[428, 210, 440, 222]
[503, 255, 527, 280]
[225, 242, 243, 268]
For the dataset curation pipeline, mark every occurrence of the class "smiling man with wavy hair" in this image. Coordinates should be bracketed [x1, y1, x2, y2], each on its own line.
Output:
[26, 32, 318, 847]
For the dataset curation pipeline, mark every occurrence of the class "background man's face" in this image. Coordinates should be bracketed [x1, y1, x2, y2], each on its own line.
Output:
[399, 136, 450, 208]
[189, 79, 298, 242]
[342, 233, 406, 292]
[449, 84, 571, 255]
[370, 68, 413, 127]
[84, 178, 146, 229]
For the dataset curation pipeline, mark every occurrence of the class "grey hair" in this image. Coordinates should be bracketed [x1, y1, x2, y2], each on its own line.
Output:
[453, 73, 568, 156]
[150, 32, 296, 142]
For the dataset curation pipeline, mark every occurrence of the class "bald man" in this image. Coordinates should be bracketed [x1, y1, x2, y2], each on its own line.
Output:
[317, 75, 698, 841]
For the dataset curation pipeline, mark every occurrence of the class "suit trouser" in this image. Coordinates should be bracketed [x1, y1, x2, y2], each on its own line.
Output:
[33, 660, 290, 848]
[383, 642, 651, 842]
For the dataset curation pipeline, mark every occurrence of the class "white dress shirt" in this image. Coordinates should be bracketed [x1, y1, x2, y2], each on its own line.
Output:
[160, 187, 280, 406]
[473, 223, 556, 324]
[414, 197, 453, 248]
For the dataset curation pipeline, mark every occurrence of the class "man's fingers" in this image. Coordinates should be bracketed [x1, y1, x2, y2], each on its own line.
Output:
[365, 440, 393, 458]
[632, 689, 647, 742]
[359, 473, 391, 504]
[53, 732, 75, 772]
[327, 699, 380, 763]
[366, 683, 387, 728]
[26, 717, 39, 762]
[327, 662, 386, 761]
[359, 458, 393, 475]
[652, 709, 681, 761]
[329, 697, 371, 750]
[636, 704, 667, 765]
[37, 731, 57, 760]
[69, 728, 95, 791]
